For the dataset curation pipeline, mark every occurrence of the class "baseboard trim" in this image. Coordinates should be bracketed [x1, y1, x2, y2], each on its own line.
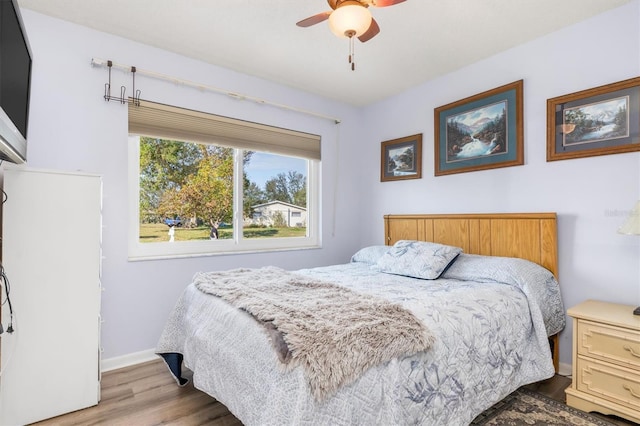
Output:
[101, 348, 158, 372]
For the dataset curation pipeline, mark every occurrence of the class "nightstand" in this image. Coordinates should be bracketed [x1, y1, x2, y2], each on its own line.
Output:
[566, 300, 640, 424]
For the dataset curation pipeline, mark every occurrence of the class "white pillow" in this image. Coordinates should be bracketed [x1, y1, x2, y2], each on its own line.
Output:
[350, 245, 391, 265]
[375, 240, 462, 279]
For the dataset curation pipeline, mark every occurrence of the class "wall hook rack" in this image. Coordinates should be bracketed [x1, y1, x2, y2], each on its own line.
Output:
[102, 60, 141, 106]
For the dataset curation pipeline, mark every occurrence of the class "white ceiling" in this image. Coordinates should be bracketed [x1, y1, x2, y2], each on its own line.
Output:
[18, 0, 631, 106]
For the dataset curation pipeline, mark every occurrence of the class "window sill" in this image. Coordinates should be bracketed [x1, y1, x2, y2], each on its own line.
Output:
[127, 239, 321, 261]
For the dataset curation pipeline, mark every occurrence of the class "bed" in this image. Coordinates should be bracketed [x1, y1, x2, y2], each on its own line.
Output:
[156, 213, 565, 425]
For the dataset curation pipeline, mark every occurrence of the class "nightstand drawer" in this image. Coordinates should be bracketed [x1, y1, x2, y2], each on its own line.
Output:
[577, 320, 640, 369]
[576, 356, 640, 412]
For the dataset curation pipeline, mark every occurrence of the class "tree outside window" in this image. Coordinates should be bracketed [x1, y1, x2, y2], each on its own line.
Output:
[137, 137, 308, 243]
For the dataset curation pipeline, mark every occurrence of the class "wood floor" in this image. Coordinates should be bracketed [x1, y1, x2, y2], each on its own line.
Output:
[32, 359, 242, 426]
[32, 359, 635, 426]
[522, 378, 634, 426]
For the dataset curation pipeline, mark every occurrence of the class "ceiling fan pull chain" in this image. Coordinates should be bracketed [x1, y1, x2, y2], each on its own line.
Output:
[349, 35, 355, 71]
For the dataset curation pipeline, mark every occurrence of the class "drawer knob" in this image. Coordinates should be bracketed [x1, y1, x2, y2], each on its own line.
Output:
[623, 345, 640, 358]
[623, 384, 640, 399]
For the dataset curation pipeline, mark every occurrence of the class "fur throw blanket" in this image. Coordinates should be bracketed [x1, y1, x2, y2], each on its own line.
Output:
[194, 266, 434, 400]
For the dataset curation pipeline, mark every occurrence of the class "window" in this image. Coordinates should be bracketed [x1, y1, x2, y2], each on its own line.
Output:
[127, 101, 320, 260]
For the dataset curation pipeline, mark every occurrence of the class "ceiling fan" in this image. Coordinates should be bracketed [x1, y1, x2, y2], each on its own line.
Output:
[296, 0, 406, 70]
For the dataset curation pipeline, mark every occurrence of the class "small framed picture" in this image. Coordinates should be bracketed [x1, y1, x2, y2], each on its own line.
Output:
[380, 134, 422, 182]
[547, 76, 640, 161]
[434, 80, 524, 176]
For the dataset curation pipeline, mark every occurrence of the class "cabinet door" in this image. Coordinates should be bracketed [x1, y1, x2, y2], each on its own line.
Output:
[0, 167, 102, 425]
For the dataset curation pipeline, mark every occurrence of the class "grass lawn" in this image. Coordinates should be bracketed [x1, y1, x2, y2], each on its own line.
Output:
[139, 223, 306, 242]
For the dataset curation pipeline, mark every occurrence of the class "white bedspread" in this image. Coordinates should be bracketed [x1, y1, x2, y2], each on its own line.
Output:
[156, 253, 565, 426]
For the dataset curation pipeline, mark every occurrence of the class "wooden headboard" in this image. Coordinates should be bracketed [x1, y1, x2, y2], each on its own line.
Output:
[384, 212, 560, 370]
[384, 213, 558, 277]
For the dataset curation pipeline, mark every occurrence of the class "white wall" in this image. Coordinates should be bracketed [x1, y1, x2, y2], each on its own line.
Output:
[359, 1, 640, 367]
[10, 2, 640, 369]
[14, 10, 365, 360]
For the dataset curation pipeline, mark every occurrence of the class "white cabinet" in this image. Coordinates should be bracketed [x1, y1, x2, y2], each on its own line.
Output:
[0, 166, 102, 425]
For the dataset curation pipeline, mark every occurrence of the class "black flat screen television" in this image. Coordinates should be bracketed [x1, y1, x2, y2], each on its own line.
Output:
[0, 0, 31, 164]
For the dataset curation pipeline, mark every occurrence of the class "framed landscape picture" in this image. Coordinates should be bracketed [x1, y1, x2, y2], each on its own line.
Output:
[434, 80, 524, 176]
[547, 76, 640, 161]
[380, 134, 422, 182]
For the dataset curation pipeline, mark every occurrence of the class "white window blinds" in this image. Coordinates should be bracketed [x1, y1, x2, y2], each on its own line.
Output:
[128, 100, 321, 160]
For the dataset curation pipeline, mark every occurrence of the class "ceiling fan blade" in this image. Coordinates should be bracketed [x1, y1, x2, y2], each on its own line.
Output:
[358, 18, 380, 42]
[371, 0, 406, 7]
[296, 11, 332, 27]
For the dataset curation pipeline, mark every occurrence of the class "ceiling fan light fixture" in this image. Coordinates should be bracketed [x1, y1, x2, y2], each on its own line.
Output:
[328, 3, 372, 38]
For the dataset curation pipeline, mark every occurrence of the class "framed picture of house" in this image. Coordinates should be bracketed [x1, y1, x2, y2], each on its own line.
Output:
[434, 80, 524, 176]
[546, 76, 640, 161]
[380, 134, 422, 182]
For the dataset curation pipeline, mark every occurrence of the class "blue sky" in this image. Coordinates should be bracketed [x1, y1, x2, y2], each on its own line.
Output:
[244, 152, 307, 189]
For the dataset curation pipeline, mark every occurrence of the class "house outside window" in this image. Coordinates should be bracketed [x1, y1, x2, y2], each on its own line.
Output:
[249, 201, 307, 228]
